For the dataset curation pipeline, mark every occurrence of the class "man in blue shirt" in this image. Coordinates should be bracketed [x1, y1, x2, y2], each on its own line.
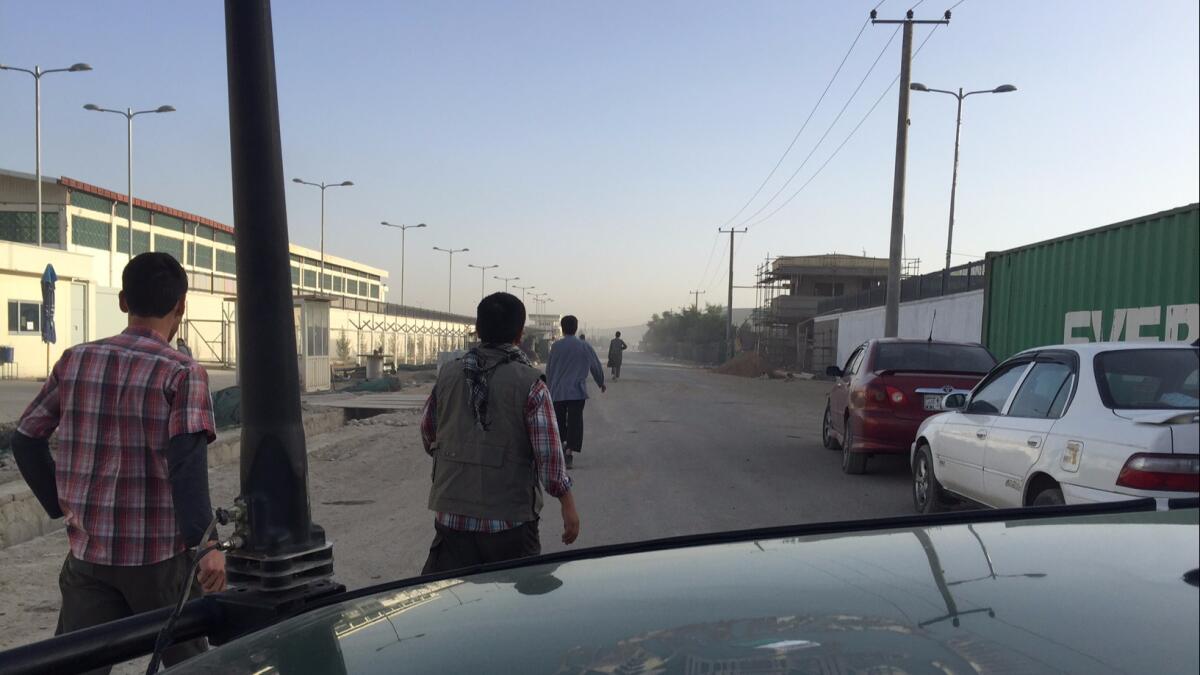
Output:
[545, 315, 606, 468]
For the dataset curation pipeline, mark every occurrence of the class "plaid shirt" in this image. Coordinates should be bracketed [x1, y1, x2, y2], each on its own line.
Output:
[17, 326, 217, 566]
[421, 378, 571, 533]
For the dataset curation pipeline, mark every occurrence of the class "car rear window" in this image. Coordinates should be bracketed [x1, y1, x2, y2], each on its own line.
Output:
[872, 343, 997, 374]
[1094, 348, 1200, 410]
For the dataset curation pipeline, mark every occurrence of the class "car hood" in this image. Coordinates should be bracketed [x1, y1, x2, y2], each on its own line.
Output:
[171, 509, 1200, 675]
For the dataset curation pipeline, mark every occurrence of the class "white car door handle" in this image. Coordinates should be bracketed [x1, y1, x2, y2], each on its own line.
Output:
[1027, 437, 1041, 448]
[976, 429, 988, 439]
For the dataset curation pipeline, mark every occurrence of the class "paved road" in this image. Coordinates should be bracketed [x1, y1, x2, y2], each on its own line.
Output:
[0, 351, 914, 667]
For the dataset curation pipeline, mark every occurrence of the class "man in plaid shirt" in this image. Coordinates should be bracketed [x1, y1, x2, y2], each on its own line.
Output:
[12, 252, 224, 671]
[420, 292, 580, 574]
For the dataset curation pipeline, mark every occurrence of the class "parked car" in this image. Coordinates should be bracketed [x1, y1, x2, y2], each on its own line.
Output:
[911, 342, 1200, 513]
[822, 339, 997, 474]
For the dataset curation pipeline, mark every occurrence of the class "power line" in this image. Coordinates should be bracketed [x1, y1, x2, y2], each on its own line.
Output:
[746, 25, 942, 229]
[946, 0, 969, 10]
[734, 25, 902, 229]
[695, 232, 721, 288]
[717, 18, 872, 229]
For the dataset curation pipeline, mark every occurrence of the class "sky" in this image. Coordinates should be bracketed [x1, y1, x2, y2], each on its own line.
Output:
[2, 0, 1197, 327]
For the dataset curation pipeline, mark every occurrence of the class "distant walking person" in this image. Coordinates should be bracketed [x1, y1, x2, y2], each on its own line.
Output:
[420, 292, 580, 574]
[545, 315, 605, 468]
[176, 337, 193, 358]
[607, 332, 628, 380]
[12, 252, 224, 672]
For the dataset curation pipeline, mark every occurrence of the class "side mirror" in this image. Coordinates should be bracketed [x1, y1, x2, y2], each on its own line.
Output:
[826, 366, 843, 378]
[942, 393, 967, 410]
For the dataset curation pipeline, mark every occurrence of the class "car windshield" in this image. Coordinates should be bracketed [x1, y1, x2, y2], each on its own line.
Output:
[873, 343, 996, 374]
[1094, 348, 1200, 410]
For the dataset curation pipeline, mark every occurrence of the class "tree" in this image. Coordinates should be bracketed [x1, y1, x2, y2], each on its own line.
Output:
[335, 331, 351, 363]
[642, 304, 727, 361]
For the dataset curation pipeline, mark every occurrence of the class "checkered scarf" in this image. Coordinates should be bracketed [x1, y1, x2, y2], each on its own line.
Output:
[464, 343, 532, 430]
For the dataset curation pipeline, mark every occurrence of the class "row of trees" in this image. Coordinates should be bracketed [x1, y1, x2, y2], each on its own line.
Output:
[642, 304, 727, 364]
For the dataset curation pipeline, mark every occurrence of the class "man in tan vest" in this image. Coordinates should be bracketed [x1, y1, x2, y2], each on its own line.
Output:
[420, 292, 580, 573]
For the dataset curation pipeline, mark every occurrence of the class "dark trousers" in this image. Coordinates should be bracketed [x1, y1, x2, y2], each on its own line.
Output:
[422, 520, 541, 574]
[57, 552, 206, 674]
[553, 399, 587, 452]
[610, 360, 622, 378]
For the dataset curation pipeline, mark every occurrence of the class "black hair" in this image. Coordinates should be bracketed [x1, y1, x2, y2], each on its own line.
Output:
[615, 331, 622, 337]
[560, 315, 579, 335]
[476, 292, 526, 343]
[122, 252, 188, 318]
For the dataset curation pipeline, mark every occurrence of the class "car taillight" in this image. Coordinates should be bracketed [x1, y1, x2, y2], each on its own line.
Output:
[885, 386, 906, 405]
[1116, 453, 1200, 492]
[853, 383, 898, 409]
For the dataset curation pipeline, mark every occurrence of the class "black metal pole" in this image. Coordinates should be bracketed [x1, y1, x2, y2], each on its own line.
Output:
[224, 0, 331, 583]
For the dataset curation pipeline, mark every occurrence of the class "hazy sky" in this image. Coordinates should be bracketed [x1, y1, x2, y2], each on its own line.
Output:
[3, 1, 1197, 326]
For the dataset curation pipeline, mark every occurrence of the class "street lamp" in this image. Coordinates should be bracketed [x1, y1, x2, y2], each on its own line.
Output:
[293, 178, 353, 292]
[380, 221, 426, 306]
[467, 263, 499, 299]
[1, 62, 92, 247]
[84, 103, 176, 256]
[494, 275, 520, 292]
[910, 82, 1017, 290]
[432, 246, 469, 313]
[513, 284, 535, 304]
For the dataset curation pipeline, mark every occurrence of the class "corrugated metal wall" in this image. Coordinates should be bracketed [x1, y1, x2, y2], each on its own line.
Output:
[983, 203, 1199, 359]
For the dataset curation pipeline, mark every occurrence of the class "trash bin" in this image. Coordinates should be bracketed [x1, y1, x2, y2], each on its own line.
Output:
[365, 354, 384, 380]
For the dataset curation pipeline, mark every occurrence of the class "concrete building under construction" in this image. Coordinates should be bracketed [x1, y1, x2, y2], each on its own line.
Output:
[750, 253, 889, 370]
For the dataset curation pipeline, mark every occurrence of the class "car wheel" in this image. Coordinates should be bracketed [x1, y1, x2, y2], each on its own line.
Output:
[842, 423, 868, 475]
[1032, 486, 1065, 506]
[822, 404, 841, 450]
[912, 444, 946, 513]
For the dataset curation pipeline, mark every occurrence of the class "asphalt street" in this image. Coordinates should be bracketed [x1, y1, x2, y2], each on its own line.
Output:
[0, 351, 913, 666]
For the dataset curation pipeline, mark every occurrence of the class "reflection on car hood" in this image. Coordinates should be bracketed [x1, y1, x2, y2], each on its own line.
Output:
[171, 509, 1200, 675]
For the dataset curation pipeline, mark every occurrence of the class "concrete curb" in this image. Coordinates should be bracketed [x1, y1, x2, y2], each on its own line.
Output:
[0, 408, 345, 551]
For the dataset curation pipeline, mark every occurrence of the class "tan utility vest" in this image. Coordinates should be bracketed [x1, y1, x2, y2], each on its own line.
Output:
[428, 349, 544, 522]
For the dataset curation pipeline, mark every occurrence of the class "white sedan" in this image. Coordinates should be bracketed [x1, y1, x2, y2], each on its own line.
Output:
[911, 342, 1198, 512]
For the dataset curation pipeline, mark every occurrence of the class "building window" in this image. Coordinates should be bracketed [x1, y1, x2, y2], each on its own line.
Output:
[214, 230, 236, 246]
[0, 212, 60, 245]
[291, 266, 301, 286]
[188, 242, 214, 269]
[155, 234, 185, 262]
[322, 273, 333, 290]
[196, 224, 215, 241]
[70, 192, 114, 215]
[370, 284, 380, 299]
[115, 203, 152, 224]
[346, 279, 358, 295]
[71, 216, 112, 251]
[215, 249, 237, 275]
[303, 269, 317, 288]
[333, 276, 344, 292]
[7, 301, 41, 334]
[115, 227, 151, 254]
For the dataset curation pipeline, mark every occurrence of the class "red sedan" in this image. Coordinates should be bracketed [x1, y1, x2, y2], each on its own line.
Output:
[822, 338, 997, 474]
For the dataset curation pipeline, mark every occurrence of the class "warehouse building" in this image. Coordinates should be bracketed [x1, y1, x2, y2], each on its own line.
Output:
[1, 168, 473, 385]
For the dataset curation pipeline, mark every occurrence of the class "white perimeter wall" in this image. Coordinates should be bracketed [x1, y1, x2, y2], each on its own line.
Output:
[817, 289, 985, 366]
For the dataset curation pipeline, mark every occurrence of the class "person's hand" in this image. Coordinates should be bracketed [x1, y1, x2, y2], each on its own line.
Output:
[600, 384, 607, 393]
[561, 503, 580, 545]
[197, 547, 227, 593]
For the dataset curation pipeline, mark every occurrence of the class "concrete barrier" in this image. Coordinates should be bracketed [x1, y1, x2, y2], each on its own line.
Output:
[0, 408, 345, 551]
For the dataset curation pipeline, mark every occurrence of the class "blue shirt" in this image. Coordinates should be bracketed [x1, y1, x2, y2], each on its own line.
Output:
[545, 335, 605, 402]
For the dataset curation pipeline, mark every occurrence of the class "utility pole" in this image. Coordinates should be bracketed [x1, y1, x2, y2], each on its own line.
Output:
[872, 7, 950, 336]
[689, 289, 706, 310]
[468, 263, 498, 300]
[718, 227, 747, 360]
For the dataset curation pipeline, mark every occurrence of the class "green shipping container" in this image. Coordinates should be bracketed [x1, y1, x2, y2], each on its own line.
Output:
[983, 203, 1199, 360]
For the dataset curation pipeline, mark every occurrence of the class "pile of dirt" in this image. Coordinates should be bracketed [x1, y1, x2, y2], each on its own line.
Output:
[712, 352, 767, 378]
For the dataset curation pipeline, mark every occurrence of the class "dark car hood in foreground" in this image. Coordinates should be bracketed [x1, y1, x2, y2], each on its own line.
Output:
[172, 508, 1199, 674]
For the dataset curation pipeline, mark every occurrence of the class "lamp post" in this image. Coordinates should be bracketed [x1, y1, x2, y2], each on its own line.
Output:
[2, 62, 92, 247]
[432, 246, 468, 313]
[467, 263, 498, 299]
[513, 284, 535, 304]
[910, 82, 1016, 290]
[292, 177, 353, 292]
[380, 221, 426, 306]
[84, 103, 176, 256]
[494, 275, 519, 292]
